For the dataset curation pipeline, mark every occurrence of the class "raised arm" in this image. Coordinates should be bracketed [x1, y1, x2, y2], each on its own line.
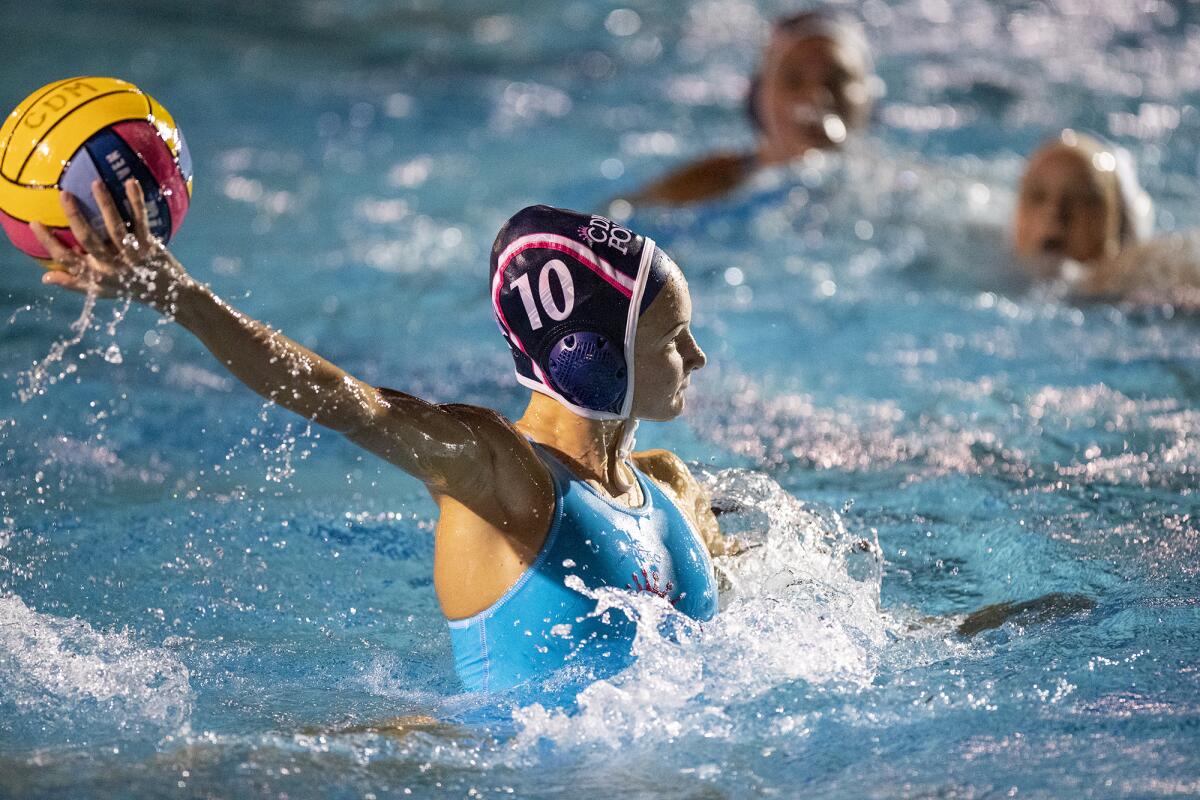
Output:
[31, 179, 546, 517]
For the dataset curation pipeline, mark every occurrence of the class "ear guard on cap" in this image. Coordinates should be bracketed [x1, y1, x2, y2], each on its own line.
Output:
[543, 328, 627, 414]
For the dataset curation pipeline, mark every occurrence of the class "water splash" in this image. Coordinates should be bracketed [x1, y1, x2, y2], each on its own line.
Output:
[511, 469, 898, 752]
[219, 406, 322, 486]
[0, 594, 192, 732]
[15, 291, 136, 403]
[15, 290, 98, 402]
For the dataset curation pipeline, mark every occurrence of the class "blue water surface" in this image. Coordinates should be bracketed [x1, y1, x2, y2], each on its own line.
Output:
[2, 1, 1200, 797]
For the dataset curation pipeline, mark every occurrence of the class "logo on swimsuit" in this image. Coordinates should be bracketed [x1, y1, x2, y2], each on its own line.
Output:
[628, 568, 681, 606]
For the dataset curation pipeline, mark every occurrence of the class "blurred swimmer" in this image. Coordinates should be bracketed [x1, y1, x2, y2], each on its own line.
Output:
[1007, 129, 1197, 306]
[1012, 130, 1153, 277]
[625, 8, 879, 206]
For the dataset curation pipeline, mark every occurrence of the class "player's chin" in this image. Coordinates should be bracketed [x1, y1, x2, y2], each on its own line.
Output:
[664, 391, 688, 419]
[637, 396, 685, 423]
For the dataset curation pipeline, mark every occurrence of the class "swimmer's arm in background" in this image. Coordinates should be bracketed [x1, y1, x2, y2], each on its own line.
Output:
[1071, 234, 1200, 308]
[633, 448, 740, 557]
[614, 153, 752, 208]
[31, 179, 549, 526]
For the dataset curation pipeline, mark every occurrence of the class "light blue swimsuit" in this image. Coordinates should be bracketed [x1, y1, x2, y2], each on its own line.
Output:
[447, 444, 718, 692]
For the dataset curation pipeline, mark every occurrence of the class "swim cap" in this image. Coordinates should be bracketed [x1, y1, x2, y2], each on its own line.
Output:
[1111, 146, 1154, 243]
[774, 8, 874, 76]
[1059, 129, 1155, 244]
[491, 205, 672, 420]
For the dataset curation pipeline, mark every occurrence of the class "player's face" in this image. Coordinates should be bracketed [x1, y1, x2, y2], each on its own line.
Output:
[1014, 144, 1122, 266]
[632, 266, 706, 421]
[756, 34, 870, 162]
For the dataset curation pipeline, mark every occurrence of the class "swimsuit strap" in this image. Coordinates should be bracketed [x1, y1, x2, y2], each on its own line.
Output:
[528, 439, 650, 513]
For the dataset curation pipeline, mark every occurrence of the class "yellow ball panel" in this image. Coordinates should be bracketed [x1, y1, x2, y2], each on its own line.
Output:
[146, 95, 183, 161]
[17, 91, 152, 186]
[0, 77, 87, 156]
[1, 77, 139, 181]
[0, 176, 68, 227]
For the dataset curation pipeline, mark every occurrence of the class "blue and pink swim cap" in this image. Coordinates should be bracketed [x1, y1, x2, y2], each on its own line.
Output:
[490, 206, 673, 420]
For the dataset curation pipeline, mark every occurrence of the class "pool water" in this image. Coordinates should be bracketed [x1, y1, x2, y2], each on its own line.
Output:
[3, 0, 1200, 797]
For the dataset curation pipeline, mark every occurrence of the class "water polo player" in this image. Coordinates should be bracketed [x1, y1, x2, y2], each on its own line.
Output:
[1012, 130, 1200, 305]
[33, 180, 725, 692]
[1013, 130, 1153, 275]
[626, 7, 879, 206]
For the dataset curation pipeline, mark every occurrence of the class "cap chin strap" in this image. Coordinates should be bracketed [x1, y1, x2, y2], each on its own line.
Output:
[613, 237, 657, 465]
[616, 418, 640, 464]
[610, 418, 641, 497]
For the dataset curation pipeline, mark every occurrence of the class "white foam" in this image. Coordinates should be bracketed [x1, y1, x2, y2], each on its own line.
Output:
[511, 470, 924, 752]
[0, 594, 192, 729]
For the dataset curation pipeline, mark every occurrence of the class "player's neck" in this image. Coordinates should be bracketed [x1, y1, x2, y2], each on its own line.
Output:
[515, 393, 636, 494]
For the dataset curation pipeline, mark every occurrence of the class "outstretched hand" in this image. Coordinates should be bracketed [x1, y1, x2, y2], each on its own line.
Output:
[31, 178, 193, 313]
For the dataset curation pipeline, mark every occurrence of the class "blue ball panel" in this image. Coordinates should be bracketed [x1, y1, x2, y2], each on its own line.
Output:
[60, 146, 107, 234]
[83, 128, 171, 240]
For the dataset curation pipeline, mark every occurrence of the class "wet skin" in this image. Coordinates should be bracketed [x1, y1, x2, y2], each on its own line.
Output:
[629, 267, 708, 421]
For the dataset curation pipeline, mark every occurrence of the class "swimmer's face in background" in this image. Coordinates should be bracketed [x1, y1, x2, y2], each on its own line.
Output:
[754, 32, 871, 164]
[631, 265, 706, 422]
[1013, 141, 1123, 268]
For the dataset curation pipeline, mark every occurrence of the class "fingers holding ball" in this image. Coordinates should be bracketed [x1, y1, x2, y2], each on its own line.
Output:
[0, 76, 193, 266]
